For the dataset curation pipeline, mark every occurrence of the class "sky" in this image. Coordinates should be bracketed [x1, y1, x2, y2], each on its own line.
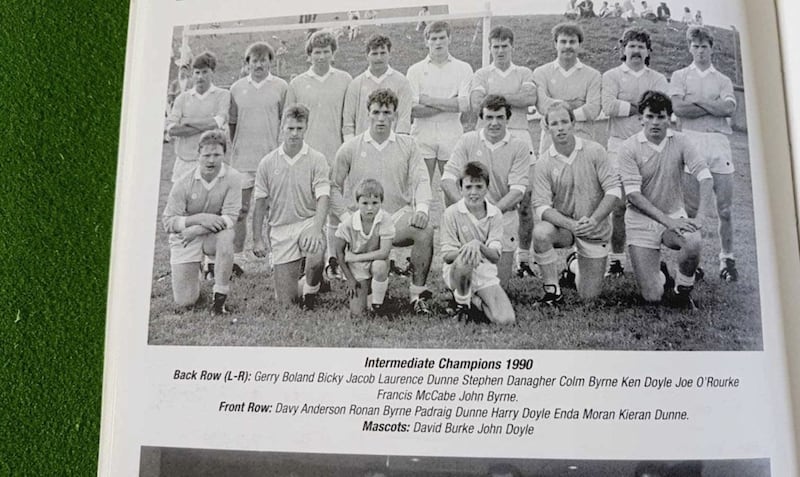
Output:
[449, 0, 745, 28]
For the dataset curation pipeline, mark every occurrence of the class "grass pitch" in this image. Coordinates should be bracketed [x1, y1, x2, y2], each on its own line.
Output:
[149, 15, 761, 350]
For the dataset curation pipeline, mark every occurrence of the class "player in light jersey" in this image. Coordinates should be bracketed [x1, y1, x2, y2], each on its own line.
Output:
[441, 162, 515, 325]
[469, 25, 538, 278]
[251, 105, 330, 310]
[602, 28, 668, 278]
[334, 179, 395, 317]
[286, 31, 353, 281]
[342, 34, 413, 140]
[441, 95, 529, 287]
[618, 91, 713, 308]
[228, 42, 288, 275]
[162, 130, 242, 315]
[332, 89, 435, 314]
[406, 21, 473, 181]
[532, 104, 621, 305]
[670, 26, 739, 282]
[165, 51, 231, 183]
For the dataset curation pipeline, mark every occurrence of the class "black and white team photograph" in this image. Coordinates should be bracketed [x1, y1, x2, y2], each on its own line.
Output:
[148, 2, 763, 350]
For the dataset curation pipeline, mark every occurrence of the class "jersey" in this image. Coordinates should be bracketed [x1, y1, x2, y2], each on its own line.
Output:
[470, 63, 535, 131]
[229, 75, 288, 173]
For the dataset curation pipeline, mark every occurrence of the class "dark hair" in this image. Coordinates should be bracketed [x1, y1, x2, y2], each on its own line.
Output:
[619, 28, 652, 65]
[478, 95, 512, 119]
[488, 25, 514, 45]
[424, 20, 450, 39]
[245, 42, 274, 63]
[197, 129, 227, 153]
[459, 161, 491, 188]
[638, 90, 673, 116]
[192, 51, 217, 71]
[354, 178, 384, 202]
[366, 88, 398, 112]
[544, 103, 575, 125]
[687, 26, 714, 47]
[282, 104, 310, 123]
[305, 30, 338, 55]
[552, 22, 584, 43]
[366, 34, 392, 53]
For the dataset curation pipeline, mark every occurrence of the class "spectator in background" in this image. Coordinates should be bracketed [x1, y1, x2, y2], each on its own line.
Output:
[275, 40, 288, 77]
[622, 0, 637, 20]
[565, 0, 580, 20]
[598, 1, 612, 17]
[416, 6, 430, 32]
[613, 2, 624, 16]
[641, 1, 657, 21]
[694, 10, 703, 25]
[578, 0, 596, 18]
[167, 62, 193, 116]
[681, 6, 693, 23]
[657, 2, 671, 21]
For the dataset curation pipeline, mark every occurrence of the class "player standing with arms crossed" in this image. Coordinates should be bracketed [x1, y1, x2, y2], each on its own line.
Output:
[332, 89, 434, 314]
[469, 26, 538, 277]
[342, 34, 413, 141]
[670, 26, 739, 281]
[286, 31, 353, 280]
[602, 28, 668, 277]
[229, 42, 288, 275]
[251, 105, 330, 310]
[406, 21, 473, 182]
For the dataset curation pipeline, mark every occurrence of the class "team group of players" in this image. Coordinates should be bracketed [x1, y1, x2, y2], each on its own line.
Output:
[162, 19, 740, 323]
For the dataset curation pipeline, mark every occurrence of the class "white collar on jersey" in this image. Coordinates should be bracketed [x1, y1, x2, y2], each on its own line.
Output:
[456, 198, 501, 220]
[189, 84, 221, 100]
[620, 62, 650, 78]
[278, 142, 310, 165]
[636, 129, 674, 153]
[689, 62, 718, 77]
[479, 128, 512, 150]
[247, 74, 274, 88]
[548, 136, 584, 165]
[352, 209, 387, 233]
[553, 58, 585, 77]
[365, 66, 396, 82]
[363, 129, 397, 150]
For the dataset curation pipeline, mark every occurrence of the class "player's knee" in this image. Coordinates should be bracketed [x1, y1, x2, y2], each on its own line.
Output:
[173, 286, 200, 308]
[641, 286, 663, 303]
[682, 231, 702, 256]
[215, 229, 235, 253]
[717, 203, 732, 222]
[414, 223, 435, 245]
[532, 223, 555, 250]
[452, 257, 474, 277]
[371, 260, 389, 278]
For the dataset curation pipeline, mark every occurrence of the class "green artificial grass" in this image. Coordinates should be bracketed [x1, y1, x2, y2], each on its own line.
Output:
[0, 1, 128, 475]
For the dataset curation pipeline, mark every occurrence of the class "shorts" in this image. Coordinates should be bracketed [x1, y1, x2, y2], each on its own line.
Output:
[573, 236, 611, 259]
[509, 128, 536, 166]
[442, 260, 500, 292]
[240, 171, 256, 189]
[683, 130, 734, 174]
[390, 205, 415, 228]
[171, 157, 197, 183]
[169, 234, 207, 265]
[349, 261, 386, 281]
[269, 217, 318, 265]
[411, 119, 463, 162]
[625, 208, 686, 250]
[502, 210, 519, 252]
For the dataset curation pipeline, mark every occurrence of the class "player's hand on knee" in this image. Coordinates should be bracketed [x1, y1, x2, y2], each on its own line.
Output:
[574, 216, 598, 237]
[200, 214, 227, 232]
[179, 225, 205, 246]
[299, 229, 323, 254]
[410, 211, 429, 229]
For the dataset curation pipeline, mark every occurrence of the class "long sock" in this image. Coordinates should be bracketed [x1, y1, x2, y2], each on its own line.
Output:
[453, 289, 472, 306]
[372, 278, 388, 305]
[410, 283, 427, 302]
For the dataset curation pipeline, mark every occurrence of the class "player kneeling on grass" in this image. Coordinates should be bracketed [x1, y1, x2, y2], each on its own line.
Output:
[619, 91, 713, 308]
[162, 130, 242, 315]
[532, 104, 622, 305]
[251, 105, 331, 310]
[333, 179, 395, 316]
[441, 162, 515, 325]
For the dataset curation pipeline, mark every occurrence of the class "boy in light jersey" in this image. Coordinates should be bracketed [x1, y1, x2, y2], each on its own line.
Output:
[228, 42, 288, 275]
[618, 91, 713, 308]
[286, 31, 353, 281]
[469, 25, 538, 278]
[334, 179, 394, 317]
[532, 104, 621, 305]
[342, 34, 413, 140]
[602, 28, 669, 277]
[441, 162, 515, 324]
[670, 26, 739, 281]
[441, 95, 529, 287]
[162, 130, 242, 315]
[332, 89, 435, 314]
[251, 105, 330, 310]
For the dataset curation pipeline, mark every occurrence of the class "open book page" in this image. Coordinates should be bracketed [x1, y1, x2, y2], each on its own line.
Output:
[100, 0, 800, 475]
